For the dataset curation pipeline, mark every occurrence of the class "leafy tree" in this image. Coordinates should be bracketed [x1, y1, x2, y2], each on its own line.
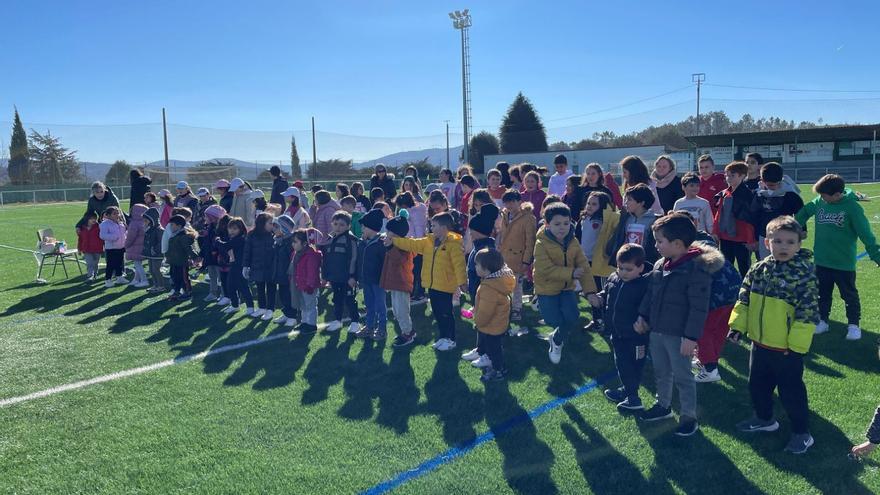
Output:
[290, 135, 302, 178]
[104, 160, 132, 186]
[8, 108, 30, 185]
[499, 92, 548, 154]
[570, 139, 604, 150]
[187, 159, 237, 184]
[256, 169, 274, 181]
[468, 131, 500, 173]
[389, 158, 442, 181]
[307, 158, 357, 179]
[549, 141, 571, 151]
[28, 130, 81, 185]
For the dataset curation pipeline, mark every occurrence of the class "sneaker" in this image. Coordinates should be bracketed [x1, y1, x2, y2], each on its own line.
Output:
[284, 318, 298, 327]
[784, 433, 815, 454]
[168, 289, 176, 296]
[471, 354, 492, 368]
[736, 416, 780, 433]
[508, 325, 529, 337]
[480, 368, 507, 382]
[510, 309, 522, 322]
[584, 320, 604, 333]
[115, 276, 130, 285]
[604, 387, 627, 404]
[243, 307, 256, 316]
[297, 323, 318, 335]
[147, 287, 163, 294]
[133, 281, 149, 288]
[355, 327, 373, 339]
[348, 322, 361, 334]
[814, 320, 829, 335]
[274, 315, 288, 324]
[846, 324, 862, 341]
[548, 330, 563, 364]
[695, 367, 721, 383]
[166, 293, 179, 302]
[250, 308, 264, 318]
[674, 417, 699, 437]
[203, 293, 218, 302]
[393, 332, 416, 347]
[104, 279, 114, 288]
[326, 320, 343, 332]
[641, 403, 673, 422]
[434, 338, 457, 351]
[260, 310, 274, 321]
[371, 328, 387, 342]
[217, 297, 231, 306]
[222, 305, 239, 314]
[461, 348, 481, 361]
[616, 397, 644, 412]
[691, 356, 703, 371]
[177, 292, 191, 301]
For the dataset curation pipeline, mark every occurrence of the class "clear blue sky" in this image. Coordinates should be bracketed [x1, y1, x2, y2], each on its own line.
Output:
[2, 0, 880, 162]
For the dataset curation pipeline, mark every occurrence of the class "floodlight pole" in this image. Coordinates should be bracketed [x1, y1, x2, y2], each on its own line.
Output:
[162, 108, 170, 170]
[450, 10, 472, 165]
[445, 120, 450, 168]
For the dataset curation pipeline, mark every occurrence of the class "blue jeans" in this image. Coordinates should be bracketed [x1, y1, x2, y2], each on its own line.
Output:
[363, 283, 387, 330]
[537, 290, 580, 346]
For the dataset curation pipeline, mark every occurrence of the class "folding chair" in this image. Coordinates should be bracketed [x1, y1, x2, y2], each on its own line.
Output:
[36, 228, 82, 281]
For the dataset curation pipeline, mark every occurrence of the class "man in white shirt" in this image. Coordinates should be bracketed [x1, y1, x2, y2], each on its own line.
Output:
[547, 154, 572, 197]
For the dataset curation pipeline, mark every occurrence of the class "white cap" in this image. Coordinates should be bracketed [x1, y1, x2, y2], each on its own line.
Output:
[250, 189, 265, 200]
[196, 187, 210, 197]
[281, 186, 301, 199]
[157, 189, 171, 198]
[229, 177, 245, 192]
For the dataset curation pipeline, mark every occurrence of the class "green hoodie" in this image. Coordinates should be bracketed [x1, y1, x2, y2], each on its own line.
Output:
[795, 188, 880, 271]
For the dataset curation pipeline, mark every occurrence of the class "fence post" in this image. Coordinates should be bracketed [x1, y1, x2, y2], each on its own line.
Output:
[33, 191, 36, 205]
[64, 189, 67, 202]
[0, 191, 4, 207]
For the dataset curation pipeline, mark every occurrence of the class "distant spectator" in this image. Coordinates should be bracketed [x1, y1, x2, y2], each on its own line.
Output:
[129, 169, 152, 212]
[269, 165, 289, 205]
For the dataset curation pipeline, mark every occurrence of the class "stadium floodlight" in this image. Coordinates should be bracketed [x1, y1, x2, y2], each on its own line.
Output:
[449, 8, 472, 166]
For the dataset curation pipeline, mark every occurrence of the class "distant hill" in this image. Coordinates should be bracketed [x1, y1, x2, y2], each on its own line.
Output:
[354, 146, 463, 170]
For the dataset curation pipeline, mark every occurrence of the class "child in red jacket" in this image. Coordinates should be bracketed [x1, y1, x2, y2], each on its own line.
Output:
[77, 211, 104, 280]
[289, 228, 322, 334]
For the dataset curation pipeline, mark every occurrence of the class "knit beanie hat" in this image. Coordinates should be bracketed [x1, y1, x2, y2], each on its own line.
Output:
[359, 208, 385, 233]
[468, 203, 499, 236]
[386, 215, 410, 237]
[204, 205, 227, 221]
[275, 214, 296, 235]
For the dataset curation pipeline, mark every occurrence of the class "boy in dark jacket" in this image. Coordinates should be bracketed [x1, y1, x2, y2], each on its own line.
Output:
[165, 215, 199, 301]
[749, 162, 803, 260]
[244, 212, 277, 319]
[461, 203, 500, 365]
[589, 243, 650, 412]
[142, 207, 165, 293]
[356, 209, 388, 341]
[714, 161, 755, 277]
[636, 212, 712, 437]
[322, 211, 361, 334]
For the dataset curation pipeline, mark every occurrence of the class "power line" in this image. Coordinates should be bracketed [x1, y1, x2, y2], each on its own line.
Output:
[704, 83, 880, 93]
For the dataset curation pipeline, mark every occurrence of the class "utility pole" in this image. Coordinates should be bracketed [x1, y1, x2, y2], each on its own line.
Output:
[445, 120, 450, 168]
[162, 108, 170, 171]
[311, 117, 317, 180]
[449, 10, 472, 165]
[692, 73, 705, 136]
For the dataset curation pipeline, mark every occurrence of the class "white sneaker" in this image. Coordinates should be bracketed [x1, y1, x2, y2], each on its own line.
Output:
[695, 367, 721, 383]
[218, 297, 232, 306]
[273, 315, 288, 324]
[261, 310, 275, 321]
[115, 276, 130, 285]
[548, 331, 563, 364]
[222, 305, 239, 314]
[846, 324, 862, 341]
[128, 277, 139, 286]
[203, 294, 218, 302]
[168, 289, 177, 296]
[471, 354, 492, 368]
[461, 348, 481, 361]
[249, 308, 264, 318]
[104, 279, 114, 288]
[134, 281, 149, 288]
[691, 356, 703, 370]
[243, 307, 256, 316]
[434, 338, 457, 351]
[814, 320, 829, 335]
[284, 318, 298, 327]
[348, 322, 361, 334]
[326, 320, 343, 332]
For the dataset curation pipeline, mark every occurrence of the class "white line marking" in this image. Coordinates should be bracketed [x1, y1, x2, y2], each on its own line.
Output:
[0, 326, 314, 407]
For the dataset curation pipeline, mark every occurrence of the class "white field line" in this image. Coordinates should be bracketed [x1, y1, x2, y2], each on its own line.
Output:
[0, 326, 311, 407]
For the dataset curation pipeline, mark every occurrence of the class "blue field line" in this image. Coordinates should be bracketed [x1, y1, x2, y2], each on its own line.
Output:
[360, 369, 618, 495]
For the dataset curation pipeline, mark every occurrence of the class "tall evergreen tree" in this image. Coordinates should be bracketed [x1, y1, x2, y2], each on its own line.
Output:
[28, 130, 81, 185]
[468, 131, 500, 173]
[290, 135, 302, 179]
[499, 92, 548, 154]
[8, 108, 30, 185]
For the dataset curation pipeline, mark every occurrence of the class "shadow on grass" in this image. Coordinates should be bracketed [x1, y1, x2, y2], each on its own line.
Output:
[809, 321, 878, 373]
[1, 280, 104, 316]
[422, 351, 485, 446]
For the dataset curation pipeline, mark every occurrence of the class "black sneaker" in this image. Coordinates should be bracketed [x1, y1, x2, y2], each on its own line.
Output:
[604, 386, 627, 404]
[640, 403, 673, 422]
[616, 397, 644, 412]
[371, 328, 387, 342]
[177, 292, 192, 301]
[584, 320, 604, 333]
[674, 416, 699, 437]
[393, 332, 416, 347]
[355, 327, 373, 339]
[480, 367, 507, 382]
[296, 323, 317, 335]
[784, 433, 814, 454]
[736, 416, 780, 433]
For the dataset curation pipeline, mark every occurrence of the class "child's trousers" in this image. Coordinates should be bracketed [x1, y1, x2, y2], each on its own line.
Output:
[696, 305, 734, 368]
[816, 265, 860, 326]
[227, 269, 253, 308]
[749, 344, 809, 434]
[132, 260, 146, 283]
[650, 332, 697, 420]
[389, 290, 413, 334]
[612, 336, 648, 402]
[148, 258, 165, 289]
[478, 332, 505, 370]
[331, 281, 359, 322]
[363, 283, 387, 330]
[104, 248, 125, 280]
[207, 265, 221, 297]
[292, 289, 318, 325]
[429, 289, 456, 341]
[84, 253, 101, 277]
[170, 265, 191, 293]
[537, 290, 580, 346]
[720, 239, 751, 278]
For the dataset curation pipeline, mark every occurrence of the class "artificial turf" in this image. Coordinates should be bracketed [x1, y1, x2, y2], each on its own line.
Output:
[0, 189, 879, 494]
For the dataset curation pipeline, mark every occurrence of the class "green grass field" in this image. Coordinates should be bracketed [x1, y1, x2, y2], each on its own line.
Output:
[1, 188, 879, 494]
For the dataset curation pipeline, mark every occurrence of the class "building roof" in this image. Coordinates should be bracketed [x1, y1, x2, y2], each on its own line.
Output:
[686, 124, 880, 147]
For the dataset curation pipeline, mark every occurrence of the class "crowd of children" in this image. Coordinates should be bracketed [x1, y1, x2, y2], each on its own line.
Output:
[72, 158, 880, 455]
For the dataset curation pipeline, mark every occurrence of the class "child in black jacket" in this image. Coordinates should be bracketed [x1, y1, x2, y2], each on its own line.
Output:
[589, 243, 650, 411]
[218, 217, 254, 315]
[322, 211, 361, 334]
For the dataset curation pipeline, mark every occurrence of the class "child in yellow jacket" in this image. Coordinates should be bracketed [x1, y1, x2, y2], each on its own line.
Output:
[534, 202, 597, 364]
[473, 248, 516, 382]
[387, 212, 467, 351]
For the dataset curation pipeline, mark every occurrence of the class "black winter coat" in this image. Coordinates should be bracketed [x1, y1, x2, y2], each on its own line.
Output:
[356, 236, 386, 285]
[219, 192, 234, 214]
[322, 232, 360, 283]
[129, 175, 152, 210]
[244, 232, 275, 282]
[369, 174, 397, 199]
[217, 235, 246, 269]
[271, 235, 295, 284]
[270, 176, 289, 206]
[599, 272, 650, 341]
[77, 187, 121, 227]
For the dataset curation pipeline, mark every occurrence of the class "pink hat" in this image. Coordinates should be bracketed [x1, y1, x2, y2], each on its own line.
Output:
[214, 179, 231, 189]
[204, 205, 227, 220]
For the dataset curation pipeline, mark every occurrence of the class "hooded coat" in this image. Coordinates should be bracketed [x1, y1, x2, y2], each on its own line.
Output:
[498, 203, 537, 276]
[124, 204, 148, 261]
[533, 225, 597, 295]
[474, 268, 517, 335]
[142, 208, 164, 259]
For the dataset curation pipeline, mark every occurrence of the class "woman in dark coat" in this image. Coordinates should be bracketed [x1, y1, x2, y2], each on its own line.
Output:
[77, 181, 120, 227]
[369, 164, 397, 199]
[129, 169, 152, 212]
